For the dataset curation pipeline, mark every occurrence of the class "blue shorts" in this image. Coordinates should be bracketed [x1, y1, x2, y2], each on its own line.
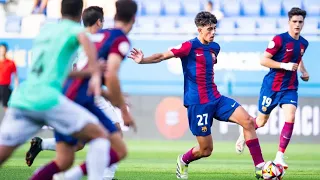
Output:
[187, 96, 240, 136]
[55, 100, 118, 145]
[258, 88, 298, 115]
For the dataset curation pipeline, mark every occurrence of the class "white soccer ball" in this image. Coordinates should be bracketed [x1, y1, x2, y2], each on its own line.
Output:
[262, 161, 285, 180]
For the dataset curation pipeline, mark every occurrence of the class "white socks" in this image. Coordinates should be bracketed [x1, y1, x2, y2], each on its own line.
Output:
[41, 138, 56, 151]
[87, 138, 110, 180]
[276, 151, 284, 159]
[103, 163, 118, 179]
[64, 166, 84, 180]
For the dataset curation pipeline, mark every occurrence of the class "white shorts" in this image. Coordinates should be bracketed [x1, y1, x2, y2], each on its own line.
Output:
[94, 96, 122, 124]
[0, 95, 99, 146]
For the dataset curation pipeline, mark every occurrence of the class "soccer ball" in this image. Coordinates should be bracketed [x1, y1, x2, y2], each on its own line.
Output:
[262, 161, 285, 180]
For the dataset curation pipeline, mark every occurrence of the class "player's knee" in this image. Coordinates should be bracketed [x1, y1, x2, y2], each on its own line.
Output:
[118, 146, 128, 160]
[242, 116, 255, 130]
[55, 156, 74, 171]
[200, 146, 213, 157]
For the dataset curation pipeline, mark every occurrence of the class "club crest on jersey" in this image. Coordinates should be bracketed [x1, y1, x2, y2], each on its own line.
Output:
[268, 41, 275, 49]
[301, 49, 304, 56]
[262, 106, 267, 112]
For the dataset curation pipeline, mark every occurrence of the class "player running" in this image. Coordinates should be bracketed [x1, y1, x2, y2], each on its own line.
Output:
[0, 0, 112, 180]
[235, 7, 309, 170]
[129, 11, 275, 179]
[25, 5, 134, 180]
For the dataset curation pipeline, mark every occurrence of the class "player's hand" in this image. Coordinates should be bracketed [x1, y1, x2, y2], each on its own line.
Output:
[128, 48, 144, 64]
[120, 105, 137, 133]
[87, 74, 101, 96]
[300, 71, 309, 81]
[280, 62, 298, 71]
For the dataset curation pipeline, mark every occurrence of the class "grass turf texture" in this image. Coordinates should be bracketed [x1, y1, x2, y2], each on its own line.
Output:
[0, 140, 319, 180]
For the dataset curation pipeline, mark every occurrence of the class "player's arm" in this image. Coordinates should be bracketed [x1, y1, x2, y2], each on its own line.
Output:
[129, 41, 192, 64]
[299, 59, 309, 81]
[39, 0, 48, 13]
[76, 32, 100, 76]
[260, 36, 298, 71]
[11, 62, 19, 87]
[128, 48, 175, 64]
[77, 32, 101, 95]
[105, 53, 125, 108]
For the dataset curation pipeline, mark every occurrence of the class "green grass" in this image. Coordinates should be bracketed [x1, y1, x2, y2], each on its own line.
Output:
[0, 140, 319, 179]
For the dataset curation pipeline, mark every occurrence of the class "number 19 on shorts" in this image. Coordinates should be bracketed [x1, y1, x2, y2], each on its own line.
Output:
[262, 96, 272, 107]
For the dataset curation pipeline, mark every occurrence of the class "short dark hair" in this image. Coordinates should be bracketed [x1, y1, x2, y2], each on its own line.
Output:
[61, 0, 83, 18]
[195, 11, 217, 27]
[114, 0, 138, 23]
[207, 1, 213, 6]
[0, 42, 8, 51]
[82, 6, 104, 27]
[288, 7, 307, 19]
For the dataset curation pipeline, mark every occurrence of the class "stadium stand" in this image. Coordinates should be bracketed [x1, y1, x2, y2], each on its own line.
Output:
[0, 0, 319, 36]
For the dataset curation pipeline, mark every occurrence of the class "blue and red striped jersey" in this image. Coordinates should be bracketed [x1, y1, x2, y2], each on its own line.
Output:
[64, 28, 130, 101]
[170, 37, 221, 106]
[262, 32, 308, 91]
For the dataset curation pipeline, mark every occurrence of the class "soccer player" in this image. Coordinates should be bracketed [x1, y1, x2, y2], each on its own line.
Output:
[235, 7, 309, 169]
[25, 5, 134, 180]
[129, 11, 269, 179]
[0, 42, 19, 112]
[52, 1, 137, 179]
[0, 0, 112, 180]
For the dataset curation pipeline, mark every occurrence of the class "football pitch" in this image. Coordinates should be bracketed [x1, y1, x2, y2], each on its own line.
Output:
[1, 140, 319, 180]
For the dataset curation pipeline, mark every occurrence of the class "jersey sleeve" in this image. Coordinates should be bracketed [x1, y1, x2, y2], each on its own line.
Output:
[11, 61, 17, 73]
[170, 41, 192, 58]
[109, 36, 130, 60]
[265, 35, 282, 56]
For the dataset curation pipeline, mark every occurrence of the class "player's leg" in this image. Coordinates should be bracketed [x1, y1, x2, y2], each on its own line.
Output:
[100, 99, 124, 179]
[0, 108, 42, 166]
[235, 88, 278, 154]
[0, 85, 11, 112]
[26, 137, 86, 167]
[31, 95, 110, 180]
[30, 142, 76, 180]
[215, 96, 265, 178]
[274, 90, 298, 169]
[54, 102, 127, 180]
[176, 103, 214, 179]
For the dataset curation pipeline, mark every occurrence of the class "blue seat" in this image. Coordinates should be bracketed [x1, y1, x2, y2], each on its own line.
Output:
[241, 0, 262, 16]
[0, 0, 8, 4]
[235, 17, 257, 35]
[256, 18, 278, 35]
[261, 0, 282, 16]
[157, 17, 179, 34]
[162, 0, 181, 16]
[182, 0, 202, 16]
[282, 0, 303, 16]
[303, 0, 320, 16]
[141, 0, 162, 16]
[5, 16, 22, 33]
[136, 17, 157, 34]
[301, 18, 320, 35]
[221, 0, 241, 17]
[216, 18, 236, 35]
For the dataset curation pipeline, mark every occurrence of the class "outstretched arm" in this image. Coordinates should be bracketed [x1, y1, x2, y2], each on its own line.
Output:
[128, 41, 192, 64]
[128, 48, 175, 64]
